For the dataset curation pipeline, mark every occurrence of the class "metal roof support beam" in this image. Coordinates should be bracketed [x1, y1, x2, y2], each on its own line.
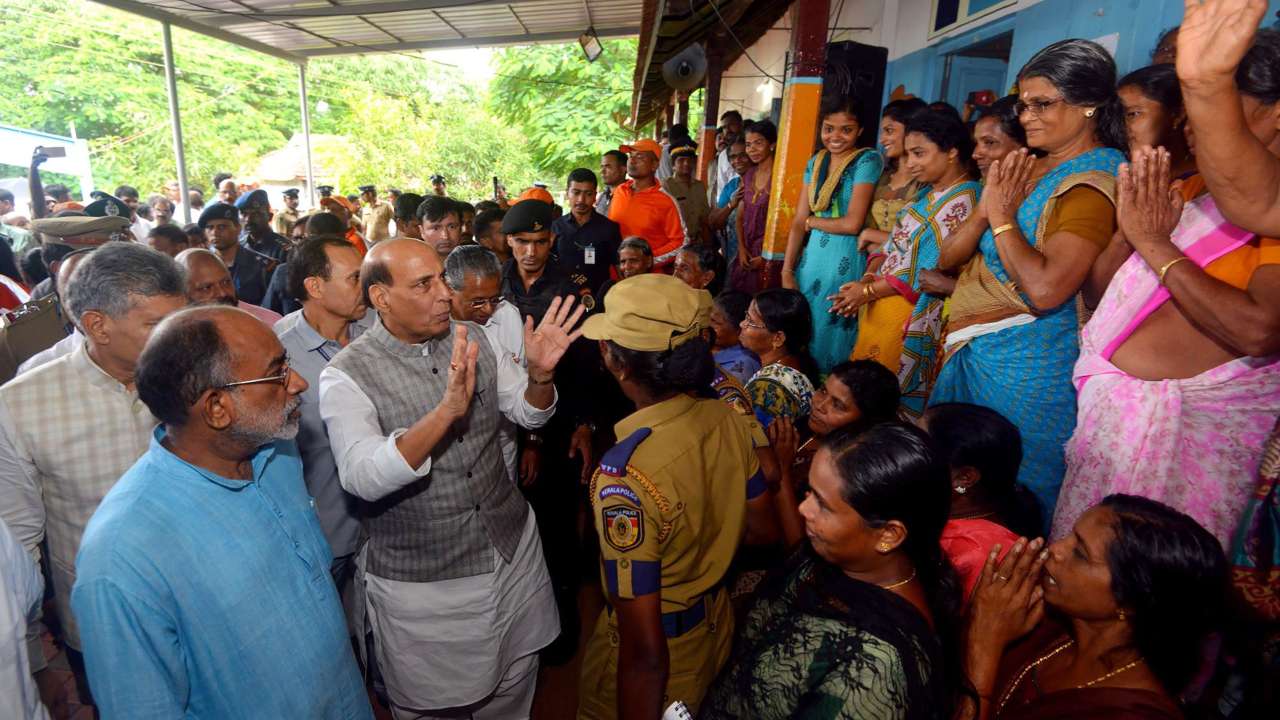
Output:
[198, 0, 525, 28]
[161, 21, 192, 225]
[92, 0, 306, 63]
[298, 64, 316, 208]
[299, 25, 640, 56]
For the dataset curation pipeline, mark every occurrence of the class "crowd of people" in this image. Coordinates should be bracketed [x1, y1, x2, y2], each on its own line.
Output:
[0, 1, 1278, 718]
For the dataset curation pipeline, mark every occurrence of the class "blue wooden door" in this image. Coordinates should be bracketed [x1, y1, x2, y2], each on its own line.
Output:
[944, 55, 1009, 109]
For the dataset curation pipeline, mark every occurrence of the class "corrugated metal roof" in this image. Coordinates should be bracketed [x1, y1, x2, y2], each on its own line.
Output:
[89, 0, 643, 62]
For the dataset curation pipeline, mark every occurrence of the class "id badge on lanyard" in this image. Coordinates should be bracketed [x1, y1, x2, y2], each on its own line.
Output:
[584, 246, 596, 265]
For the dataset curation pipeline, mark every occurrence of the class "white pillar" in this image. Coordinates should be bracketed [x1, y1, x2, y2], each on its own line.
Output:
[161, 22, 191, 224]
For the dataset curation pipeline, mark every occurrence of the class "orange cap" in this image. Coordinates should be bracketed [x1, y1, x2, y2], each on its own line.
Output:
[620, 138, 662, 157]
[320, 195, 354, 213]
[517, 187, 555, 205]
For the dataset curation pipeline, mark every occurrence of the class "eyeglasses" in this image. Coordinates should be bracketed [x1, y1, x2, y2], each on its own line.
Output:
[1015, 97, 1066, 118]
[468, 296, 505, 311]
[741, 319, 767, 330]
[219, 362, 292, 389]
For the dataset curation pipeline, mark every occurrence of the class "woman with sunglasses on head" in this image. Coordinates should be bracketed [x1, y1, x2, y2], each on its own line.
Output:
[930, 39, 1128, 529]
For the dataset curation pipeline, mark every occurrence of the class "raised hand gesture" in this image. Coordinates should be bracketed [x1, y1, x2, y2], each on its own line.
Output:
[524, 295, 586, 380]
[440, 325, 481, 422]
[982, 149, 1036, 228]
[766, 417, 801, 470]
[1116, 146, 1183, 252]
[1178, 0, 1268, 85]
[969, 537, 1048, 651]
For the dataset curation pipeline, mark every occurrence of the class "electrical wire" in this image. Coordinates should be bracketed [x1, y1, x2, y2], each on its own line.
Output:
[703, 0, 783, 84]
[828, 0, 846, 42]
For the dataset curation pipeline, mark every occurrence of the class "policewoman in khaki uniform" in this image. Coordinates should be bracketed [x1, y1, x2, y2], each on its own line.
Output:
[578, 274, 770, 719]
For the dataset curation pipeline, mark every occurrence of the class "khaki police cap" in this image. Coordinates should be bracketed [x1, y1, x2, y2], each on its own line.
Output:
[30, 215, 129, 238]
[581, 273, 712, 352]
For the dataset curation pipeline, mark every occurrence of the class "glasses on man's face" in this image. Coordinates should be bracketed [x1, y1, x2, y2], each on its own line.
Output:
[219, 361, 292, 389]
[468, 295, 504, 311]
[1015, 96, 1066, 118]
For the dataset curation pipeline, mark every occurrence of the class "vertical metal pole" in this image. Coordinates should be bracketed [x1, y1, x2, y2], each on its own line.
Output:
[161, 22, 191, 225]
[298, 64, 316, 209]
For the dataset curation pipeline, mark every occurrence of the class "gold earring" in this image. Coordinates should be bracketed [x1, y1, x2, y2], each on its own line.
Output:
[877, 544, 890, 553]
[1084, 108, 1096, 118]
[1117, 609, 1126, 621]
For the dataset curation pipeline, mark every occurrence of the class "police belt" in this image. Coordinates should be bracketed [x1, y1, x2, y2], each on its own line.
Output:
[608, 586, 724, 639]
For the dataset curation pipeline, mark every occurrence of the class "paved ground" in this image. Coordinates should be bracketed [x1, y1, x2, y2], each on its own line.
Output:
[35, 584, 606, 719]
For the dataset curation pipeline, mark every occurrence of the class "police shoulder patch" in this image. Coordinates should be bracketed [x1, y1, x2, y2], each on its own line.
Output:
[598, 483, 641, 506]
[602, 505, 643, 552]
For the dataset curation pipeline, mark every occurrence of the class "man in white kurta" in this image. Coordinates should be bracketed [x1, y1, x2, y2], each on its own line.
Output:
[318, 238, 583, 719]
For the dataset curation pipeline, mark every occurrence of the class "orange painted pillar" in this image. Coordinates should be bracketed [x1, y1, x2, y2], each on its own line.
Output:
[698, 40, 723, 183]
[761, 0, 829, 267]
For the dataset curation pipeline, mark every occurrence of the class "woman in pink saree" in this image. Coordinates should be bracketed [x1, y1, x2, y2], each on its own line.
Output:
[1054, 138, 1280, 545]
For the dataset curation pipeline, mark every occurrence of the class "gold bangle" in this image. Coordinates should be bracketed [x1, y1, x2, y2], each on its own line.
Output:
[863, 283, 876, 300]
[991, 223, 1016, 239]
[1157, 256, 1191, 286]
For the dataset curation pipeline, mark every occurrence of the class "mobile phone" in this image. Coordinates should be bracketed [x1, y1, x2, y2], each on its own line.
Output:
[38, 146, 67, 158]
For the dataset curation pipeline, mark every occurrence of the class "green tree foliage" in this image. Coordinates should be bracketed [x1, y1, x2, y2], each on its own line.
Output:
[0, 0, 647, 203]
[489, 40, 640, 182]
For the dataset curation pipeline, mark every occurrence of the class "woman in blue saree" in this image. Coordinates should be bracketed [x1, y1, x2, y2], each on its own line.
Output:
[929, 39, 1129, 525]
[835, 109, 981, 419]
[781, 94, 882, 374]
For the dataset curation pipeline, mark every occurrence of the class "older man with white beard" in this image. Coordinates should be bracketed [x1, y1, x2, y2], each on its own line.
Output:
[72, 305, 372, 719]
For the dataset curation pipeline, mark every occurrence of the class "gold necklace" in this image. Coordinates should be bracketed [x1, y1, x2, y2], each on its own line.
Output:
[995, 640, 1145, 717]
[880, 568, 916, 591]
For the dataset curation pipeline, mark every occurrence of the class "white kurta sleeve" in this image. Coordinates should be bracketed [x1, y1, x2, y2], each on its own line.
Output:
[318, 365, 432, 502]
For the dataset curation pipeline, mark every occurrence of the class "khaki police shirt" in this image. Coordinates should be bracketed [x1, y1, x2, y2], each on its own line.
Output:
[271, 208, 300, 236]
[360, 201, 395, 244]
[590, 394, 763, 612]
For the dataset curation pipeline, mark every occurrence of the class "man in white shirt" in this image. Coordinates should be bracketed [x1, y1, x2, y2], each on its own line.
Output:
[708, 110, 744, 204]
[0, 241, 187, 699]
[444, 244, 525, 483]
[318, 238, 583, 719]
[0, 517, 49, 720]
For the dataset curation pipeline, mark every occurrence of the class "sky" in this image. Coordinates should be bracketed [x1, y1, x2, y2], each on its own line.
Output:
[421, 47, 496, 85]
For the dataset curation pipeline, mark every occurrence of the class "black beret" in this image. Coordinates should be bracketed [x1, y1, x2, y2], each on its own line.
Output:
[500, 199, 554, 234]
[197, 201, 240, 230]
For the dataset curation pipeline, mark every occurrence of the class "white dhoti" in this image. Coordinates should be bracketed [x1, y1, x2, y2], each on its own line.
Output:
[359, 510, 559, 717]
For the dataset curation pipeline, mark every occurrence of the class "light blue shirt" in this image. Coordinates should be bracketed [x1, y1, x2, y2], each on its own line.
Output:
[72, 428, 372, 720]
[274, 309, 370, 559]
[717, 175, 742, 264]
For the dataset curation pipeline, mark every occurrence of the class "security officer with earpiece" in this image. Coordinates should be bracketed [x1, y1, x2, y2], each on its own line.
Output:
[577, 274, 773, 719]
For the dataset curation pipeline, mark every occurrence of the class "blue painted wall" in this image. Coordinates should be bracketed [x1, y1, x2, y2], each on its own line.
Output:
[884, 0, 1280, 104]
